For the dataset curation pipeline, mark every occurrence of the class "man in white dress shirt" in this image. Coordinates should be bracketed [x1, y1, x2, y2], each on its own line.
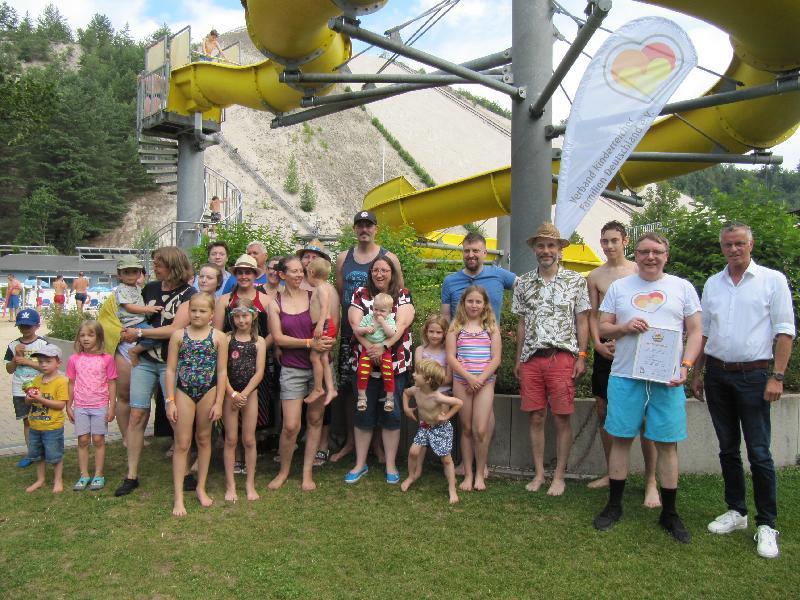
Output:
[691, 223, 795, 559]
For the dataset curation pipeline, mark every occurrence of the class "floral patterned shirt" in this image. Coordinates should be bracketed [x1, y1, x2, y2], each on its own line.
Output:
[512, 266, 590, 361]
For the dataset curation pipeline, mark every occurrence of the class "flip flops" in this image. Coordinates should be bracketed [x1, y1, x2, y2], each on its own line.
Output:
[313, 449, 330, 468]
[88, 476, 105, 491]
[73, 476, 92, 491]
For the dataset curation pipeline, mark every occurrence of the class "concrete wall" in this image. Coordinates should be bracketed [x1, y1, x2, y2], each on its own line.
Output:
[459, 394, 800, 476]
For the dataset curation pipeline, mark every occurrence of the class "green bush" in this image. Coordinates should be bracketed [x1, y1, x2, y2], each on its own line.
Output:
[283, 156, 300, 194]
[300, 182, 317, 212]
[189, 221, 296, 269]
[43, 308, 91, 342]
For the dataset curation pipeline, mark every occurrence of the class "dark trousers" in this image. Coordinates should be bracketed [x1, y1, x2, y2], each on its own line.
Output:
[704, 365, 776, 527]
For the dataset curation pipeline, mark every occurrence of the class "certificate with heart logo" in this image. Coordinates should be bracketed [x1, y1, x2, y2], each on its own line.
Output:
[632, 326, 682, 383]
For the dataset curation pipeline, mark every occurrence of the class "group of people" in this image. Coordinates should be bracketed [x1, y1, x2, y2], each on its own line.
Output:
[6, 211, 794, 557]
[4, 272, 90, 318]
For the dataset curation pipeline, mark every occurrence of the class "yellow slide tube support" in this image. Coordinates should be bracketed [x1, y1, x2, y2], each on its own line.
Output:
[167, 0, 385, 116]
[366, 0, 800, 232]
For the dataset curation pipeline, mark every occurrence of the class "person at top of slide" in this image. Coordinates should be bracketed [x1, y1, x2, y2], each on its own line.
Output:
[202, 29, 227, 62]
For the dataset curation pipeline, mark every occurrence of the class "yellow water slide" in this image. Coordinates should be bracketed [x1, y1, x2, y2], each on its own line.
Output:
[164, 1, 800, 237]
[363, 0, 800, 233]
[167, 0, 386, 115]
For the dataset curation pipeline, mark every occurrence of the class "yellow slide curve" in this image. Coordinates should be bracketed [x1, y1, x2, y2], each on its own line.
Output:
[166, 0, 800, 237]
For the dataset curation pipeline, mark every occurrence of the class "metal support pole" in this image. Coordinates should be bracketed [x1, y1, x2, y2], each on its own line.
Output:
[273, 49, 512, 128]
[329, 17, 522, 98]
[510, 0, 553, 275]
[176, 134, 205, 251]
[625, 151, 782, 165]
[284, 70, 504, 86]
[300, 72, 503, 107]
[530, 0, 610, 118]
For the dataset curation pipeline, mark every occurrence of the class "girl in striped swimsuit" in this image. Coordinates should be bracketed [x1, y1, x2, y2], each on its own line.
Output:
[446, 285, 501, 492]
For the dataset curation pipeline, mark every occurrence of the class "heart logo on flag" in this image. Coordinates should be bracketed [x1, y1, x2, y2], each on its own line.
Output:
[605, 38, 680, 102]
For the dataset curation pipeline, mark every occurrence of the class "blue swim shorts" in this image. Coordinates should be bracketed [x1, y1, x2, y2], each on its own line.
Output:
[605, 375, 687, 443]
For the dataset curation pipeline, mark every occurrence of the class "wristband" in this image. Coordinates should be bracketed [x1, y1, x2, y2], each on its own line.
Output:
[577, 351, 588, 358]
[305, 338, 311, 349]
[680, 360, 693, 368]
[166, 396, 174, 404]
[137, 328, 143, 339]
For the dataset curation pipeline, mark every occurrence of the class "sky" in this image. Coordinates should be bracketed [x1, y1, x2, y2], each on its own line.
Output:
[10, 0, 800, 170]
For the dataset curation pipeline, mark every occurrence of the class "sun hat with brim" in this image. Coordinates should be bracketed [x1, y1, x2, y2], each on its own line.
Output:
[116, 256, 144, 271]
[32, 343, 62, 360]
[526, 222, 570, 248]
[232, 254, 259, 272]
[296, 239, 331, 263]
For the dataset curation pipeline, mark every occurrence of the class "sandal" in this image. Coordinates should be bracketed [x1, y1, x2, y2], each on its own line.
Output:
[73, 476, 92, 491]
[384, 399, 395, 413]
[88, 475, 105, 491]
[357, 397, 368, 411]
[313, 449, 330, 468]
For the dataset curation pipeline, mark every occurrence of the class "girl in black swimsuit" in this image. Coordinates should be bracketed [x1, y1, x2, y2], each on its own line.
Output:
[223, 296, 267, 503]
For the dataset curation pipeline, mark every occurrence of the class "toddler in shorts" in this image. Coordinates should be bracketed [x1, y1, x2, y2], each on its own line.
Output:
[354, 293, 396, 412]
[66, 321, 117, 491]
[305, 257, 338, 406]
[24, 344, 68, 493]
[401, 359, 463, 504]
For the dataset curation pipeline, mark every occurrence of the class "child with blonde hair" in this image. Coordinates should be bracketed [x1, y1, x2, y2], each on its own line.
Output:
[66, 321, 117, 491]
[223, 297, 266, 502]
[446, 285, 501, 492]
[305, 257, 339, 406]
[354, 292, 397, 412]
[165, 292, 228, 517]
[401, 359, 463, 503]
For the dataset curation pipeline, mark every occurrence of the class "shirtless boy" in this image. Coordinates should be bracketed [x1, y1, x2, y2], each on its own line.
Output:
[305, 257, 340, 406]
[586, 221, 660, 508]
[52, 275, 68, 312]
[401, 359, 463, 504]
[72, 272, 90, 312]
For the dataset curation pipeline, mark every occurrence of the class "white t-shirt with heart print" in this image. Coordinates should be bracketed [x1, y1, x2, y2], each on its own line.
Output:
[599, 273, 701, 378]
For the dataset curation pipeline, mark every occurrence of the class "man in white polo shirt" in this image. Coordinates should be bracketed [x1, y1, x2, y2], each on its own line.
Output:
[691, 223, 795, 559]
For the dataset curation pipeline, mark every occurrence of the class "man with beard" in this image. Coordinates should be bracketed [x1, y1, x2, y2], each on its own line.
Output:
[441, 232, 516, 324]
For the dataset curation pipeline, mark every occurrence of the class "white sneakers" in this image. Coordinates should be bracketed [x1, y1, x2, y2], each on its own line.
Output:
[707, 510, 748, 534]
[708, 511, 780, 558]
[755, 525, 780, 559]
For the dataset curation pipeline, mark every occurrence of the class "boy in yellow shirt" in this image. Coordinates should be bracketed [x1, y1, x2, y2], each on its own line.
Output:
[24, 344, 68, 493]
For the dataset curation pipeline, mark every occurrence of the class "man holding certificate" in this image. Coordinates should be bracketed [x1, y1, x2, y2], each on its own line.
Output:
[592, 232, 702, 544]
[691, 224, 795, 559]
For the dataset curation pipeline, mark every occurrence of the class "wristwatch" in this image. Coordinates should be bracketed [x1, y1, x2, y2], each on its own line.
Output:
[770, 372, 785, 382]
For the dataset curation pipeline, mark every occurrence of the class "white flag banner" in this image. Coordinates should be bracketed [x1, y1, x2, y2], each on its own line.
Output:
[555, 17, 697, 238]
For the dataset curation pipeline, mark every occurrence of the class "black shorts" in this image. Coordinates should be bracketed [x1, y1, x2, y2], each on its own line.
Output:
[591, 350, 613, 400]
[74, 293, 87, 303]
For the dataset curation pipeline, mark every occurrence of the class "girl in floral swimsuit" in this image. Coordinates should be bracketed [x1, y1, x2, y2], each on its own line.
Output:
[165, 292, 229, 517]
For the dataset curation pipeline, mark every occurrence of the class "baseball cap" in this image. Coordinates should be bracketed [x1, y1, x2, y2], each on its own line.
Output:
[117, 256, 144, 271]
[15, 309, 40, 326]
[353, 210, 378, 225]
[32, 343, 62, 360]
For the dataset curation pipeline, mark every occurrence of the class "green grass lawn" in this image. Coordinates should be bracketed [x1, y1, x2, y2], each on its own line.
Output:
[1, 440, 798, 599]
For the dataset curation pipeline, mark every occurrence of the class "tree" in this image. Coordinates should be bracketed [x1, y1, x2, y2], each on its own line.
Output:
[15, 186, 59, 245]
[284, 156, 300, 194]
[0, 2, 18, 31]
[36, 4, 71, 43]
[630, 182, 687, 228]
[300, 182, 317, 212]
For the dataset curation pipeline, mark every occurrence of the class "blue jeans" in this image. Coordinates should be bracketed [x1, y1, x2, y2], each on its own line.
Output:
[353, 371, 408, 431]
[704, 364, 776, 527]
[129, 359, 168, 410]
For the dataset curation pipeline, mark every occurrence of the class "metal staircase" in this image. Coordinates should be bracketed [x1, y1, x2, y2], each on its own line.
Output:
[138, 135, 178, 192]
